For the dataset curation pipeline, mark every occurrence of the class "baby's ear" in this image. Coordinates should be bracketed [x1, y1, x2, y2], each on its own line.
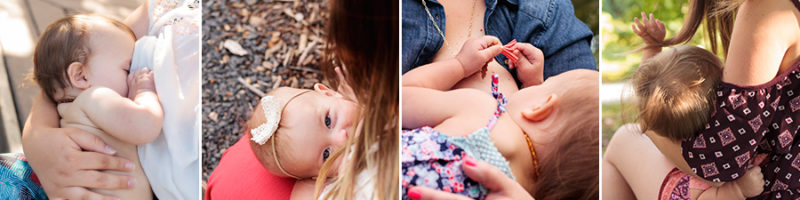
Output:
[66, 62, 90, 89]
[521, 94, 558, 122]
[314, 83, 342, 98]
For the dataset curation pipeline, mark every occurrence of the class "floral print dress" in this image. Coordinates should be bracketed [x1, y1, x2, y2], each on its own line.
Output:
[401, 74, 514, 199]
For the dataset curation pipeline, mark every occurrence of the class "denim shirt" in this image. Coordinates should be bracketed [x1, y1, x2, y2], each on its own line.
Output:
[402, 0, 596, 81]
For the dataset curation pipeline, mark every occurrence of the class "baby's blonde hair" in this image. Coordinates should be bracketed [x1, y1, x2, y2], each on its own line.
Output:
[633, 45, 723, 141]
[247, 87, 309, 179]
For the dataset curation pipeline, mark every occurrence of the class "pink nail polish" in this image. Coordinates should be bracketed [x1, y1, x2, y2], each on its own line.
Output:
[464, 157, 477, 167]
[408, 188, 422, 200]
[128, 178, 136, 188]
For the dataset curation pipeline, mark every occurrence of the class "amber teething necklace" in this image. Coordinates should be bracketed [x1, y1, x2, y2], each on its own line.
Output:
[524, 132, 541, 179]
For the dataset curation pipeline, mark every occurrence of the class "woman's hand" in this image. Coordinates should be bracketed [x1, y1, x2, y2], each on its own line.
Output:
[22, 92, 135, 200]
[455, 36, 503, 78]
[407, 157, 534, 200]
[632, 12, 666, 46]
[23, 127, 136, 200]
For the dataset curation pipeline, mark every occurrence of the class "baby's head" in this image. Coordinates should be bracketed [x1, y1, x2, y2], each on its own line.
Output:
[33, 15, 135, 102]
[632, 45, 723, 141]
[510, 69, 599, 199]
[248, 85, 358, 180]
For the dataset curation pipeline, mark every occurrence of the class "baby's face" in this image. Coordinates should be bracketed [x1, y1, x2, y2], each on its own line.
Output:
[275, 87, 358, 178]
[84, 20, 135, 97]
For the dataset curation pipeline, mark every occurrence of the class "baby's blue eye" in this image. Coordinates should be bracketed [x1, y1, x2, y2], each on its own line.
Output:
[322, 148, 331, 161]
[325, 113, 331, 128]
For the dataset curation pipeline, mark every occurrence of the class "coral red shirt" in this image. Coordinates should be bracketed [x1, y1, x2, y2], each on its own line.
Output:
[206, 135, 295, 199]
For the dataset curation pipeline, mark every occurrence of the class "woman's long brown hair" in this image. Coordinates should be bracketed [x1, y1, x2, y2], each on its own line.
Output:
[658, 0, 743, 56]
[314, 0, 399, 199]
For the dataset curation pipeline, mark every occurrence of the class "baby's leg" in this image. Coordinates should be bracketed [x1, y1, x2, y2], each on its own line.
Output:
[603, 124, 675, 199]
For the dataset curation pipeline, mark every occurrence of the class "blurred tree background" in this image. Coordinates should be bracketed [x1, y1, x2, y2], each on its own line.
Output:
[601, 0, 710, 149]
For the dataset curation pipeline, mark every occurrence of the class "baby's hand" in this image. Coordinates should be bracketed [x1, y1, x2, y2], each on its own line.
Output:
[509, 42, 544, 87]
[455, 36, 503, 78]
[632, 12, 666, 46]
[127, 68, 156, 98]
[734, 166, 765, 198]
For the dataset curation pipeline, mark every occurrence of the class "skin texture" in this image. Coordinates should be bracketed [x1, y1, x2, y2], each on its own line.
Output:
[22, 3, 152, 199]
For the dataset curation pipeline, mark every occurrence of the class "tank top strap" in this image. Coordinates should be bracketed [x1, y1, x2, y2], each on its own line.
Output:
[485, 73, 507, 129]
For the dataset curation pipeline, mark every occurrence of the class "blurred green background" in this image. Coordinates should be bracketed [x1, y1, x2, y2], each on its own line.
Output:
[572, 0, 600, 63]
[601, 0, 711, 150]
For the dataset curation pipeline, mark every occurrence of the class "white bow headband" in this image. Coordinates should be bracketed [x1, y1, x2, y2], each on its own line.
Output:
[251, 90, 310, 179]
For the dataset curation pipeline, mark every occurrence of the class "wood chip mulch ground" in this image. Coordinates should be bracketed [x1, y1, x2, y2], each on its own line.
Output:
[202, 0, 329, 182]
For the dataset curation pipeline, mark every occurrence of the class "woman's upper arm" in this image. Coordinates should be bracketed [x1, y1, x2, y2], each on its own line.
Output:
[723, 0, 797, 85]
[124, 0, 149, 39]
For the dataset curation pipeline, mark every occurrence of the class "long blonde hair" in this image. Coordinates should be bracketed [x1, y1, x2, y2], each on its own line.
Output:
[314, 0, 399, 199]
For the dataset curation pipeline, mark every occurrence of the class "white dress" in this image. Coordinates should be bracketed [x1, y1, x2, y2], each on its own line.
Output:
[129, 0, 200, 199]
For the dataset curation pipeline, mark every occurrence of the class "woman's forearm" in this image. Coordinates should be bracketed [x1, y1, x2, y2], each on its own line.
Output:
[22, 92, 59, 139]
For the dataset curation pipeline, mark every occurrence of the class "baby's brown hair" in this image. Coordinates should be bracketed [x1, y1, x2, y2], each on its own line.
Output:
[529, 70, 599, 200]
[33, 14, 134, 102]
[632, 45, 723, 141]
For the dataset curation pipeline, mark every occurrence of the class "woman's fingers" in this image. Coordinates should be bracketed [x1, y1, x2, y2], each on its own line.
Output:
[408, 186, 471, 200]
[461, 157, 516, 192]
[71, 170, 135, 190]
[78, 151, 134, 172]
[66, 127, 117, 155]
[61, 186, 120, 200]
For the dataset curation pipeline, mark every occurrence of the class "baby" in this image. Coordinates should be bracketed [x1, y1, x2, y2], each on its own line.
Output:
[32, 15, 163, 199]
[247, 84, 357, 182]
[401, 36, 598, 200]
[631, 14, 764, 199]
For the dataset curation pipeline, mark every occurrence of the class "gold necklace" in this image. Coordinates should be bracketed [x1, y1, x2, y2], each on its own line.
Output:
[421, 0, 478, 52]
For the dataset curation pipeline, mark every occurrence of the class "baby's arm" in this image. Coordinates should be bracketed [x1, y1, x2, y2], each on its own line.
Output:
[77, 68, 163, 145]
[403, 36, 503, 91]
[402, 86, 463, 129]
[509, 43, 544, 88]
[694, 166, 765, 200]
[632, 12, 666, 61]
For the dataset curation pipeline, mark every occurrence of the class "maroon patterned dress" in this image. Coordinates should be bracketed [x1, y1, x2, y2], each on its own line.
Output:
[681, 58, 800, 199]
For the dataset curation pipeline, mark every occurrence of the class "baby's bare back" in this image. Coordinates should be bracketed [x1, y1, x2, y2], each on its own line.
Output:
[57, 101, 153, 200]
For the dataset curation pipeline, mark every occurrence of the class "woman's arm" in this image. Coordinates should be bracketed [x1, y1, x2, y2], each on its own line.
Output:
[22, 92, 135, 199]
[723, 0, 799, 85]
[408, 157, 534, 200]
[124, 0, 150, 39]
